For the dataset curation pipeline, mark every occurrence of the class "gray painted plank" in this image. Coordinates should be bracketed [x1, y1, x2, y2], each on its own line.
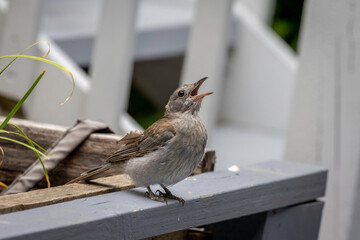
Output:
[205, 211, 267, 239]
[262, 201, 324, 240]
[0, 160, 327, 240]
[205, 201, 324, 240]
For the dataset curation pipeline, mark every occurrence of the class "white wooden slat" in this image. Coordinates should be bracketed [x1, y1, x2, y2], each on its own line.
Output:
[41, 0, 196, 64]
[86, 0, 138, 133]
[0, 0, 7, 51]
[240, 0, 276, 24]
[221, 3, 297, 130]
[24, 34, 90, 126]
[28, 36, 142, 132]
[284, 0, 360, 239]
[350, 172, 360, 239]
[0, 0, 43, 100]
[180, 0, 233, 135]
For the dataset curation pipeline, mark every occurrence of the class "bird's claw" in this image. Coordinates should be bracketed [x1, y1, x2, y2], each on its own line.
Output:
[145, 191, 168, 205]
[169, 195, 185, 206]
[146, 186, 185, 206]
[156, 189, 185, 206]
[156, 189, 165, 196]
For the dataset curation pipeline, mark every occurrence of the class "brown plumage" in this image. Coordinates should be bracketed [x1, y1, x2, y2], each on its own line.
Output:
[66, 77, 212, 205]
[107, 118, 176, 163]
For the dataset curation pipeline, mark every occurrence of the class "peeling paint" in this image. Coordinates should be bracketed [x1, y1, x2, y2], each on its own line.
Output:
[201, 194, 213, 199]
[132, 209, 143, 212]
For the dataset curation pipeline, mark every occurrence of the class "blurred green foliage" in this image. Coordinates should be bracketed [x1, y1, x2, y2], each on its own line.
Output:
[272, 0, 304, 51]
[128, 84, 164, 129]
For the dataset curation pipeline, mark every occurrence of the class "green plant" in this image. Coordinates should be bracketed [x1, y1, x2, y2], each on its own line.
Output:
[0, 41, 74, 189]
[272, 0, 304, 51]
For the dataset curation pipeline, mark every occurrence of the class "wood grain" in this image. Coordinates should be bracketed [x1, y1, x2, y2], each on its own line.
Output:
[0, 174, 135, 214]
[0, 118, 121, 186]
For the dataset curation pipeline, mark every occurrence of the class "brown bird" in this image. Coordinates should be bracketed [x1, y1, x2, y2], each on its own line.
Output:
[67, 77, 213, 205]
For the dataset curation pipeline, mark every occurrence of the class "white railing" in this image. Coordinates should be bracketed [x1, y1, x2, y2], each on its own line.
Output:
[285, 0, 360, 239]
[0, 0, 358, 239]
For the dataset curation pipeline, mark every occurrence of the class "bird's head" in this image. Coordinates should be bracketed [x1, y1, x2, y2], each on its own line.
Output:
[165, 77, 213, 116]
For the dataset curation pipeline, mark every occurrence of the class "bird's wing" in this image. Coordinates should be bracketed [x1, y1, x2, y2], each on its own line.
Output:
[106, 118, 175, 163]
[139, 118, 176, 152]
[117, 130, 143, 145]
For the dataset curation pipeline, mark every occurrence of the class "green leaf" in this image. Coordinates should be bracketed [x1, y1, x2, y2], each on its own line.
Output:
[4, 123, 51, 187]
[0, 54, 74, 105]
[0, 125, 50, 155]
[0, 41, 50, 76]
[0, 41, 74, 189]
[0, 136, 49, 159]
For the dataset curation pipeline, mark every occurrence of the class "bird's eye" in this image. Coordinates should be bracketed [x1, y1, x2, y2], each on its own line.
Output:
[178, 90, 185, 97]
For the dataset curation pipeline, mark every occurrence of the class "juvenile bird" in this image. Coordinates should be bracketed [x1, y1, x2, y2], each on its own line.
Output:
[67, 77, 213, 205]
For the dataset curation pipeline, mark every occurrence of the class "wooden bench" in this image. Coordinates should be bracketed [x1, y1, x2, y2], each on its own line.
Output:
[0, 160, 326, 239]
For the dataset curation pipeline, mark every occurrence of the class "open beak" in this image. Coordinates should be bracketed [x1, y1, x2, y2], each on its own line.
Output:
[191, 77, 213, 102]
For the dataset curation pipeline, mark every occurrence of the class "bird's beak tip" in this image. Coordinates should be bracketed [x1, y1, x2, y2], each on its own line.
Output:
[191, 77, 208, 96]
[193, 92, 213, 102]
[196, 77, 208, 85]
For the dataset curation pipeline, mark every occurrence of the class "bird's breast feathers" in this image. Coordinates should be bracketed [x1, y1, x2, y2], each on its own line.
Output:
[125, 113, 207, 186]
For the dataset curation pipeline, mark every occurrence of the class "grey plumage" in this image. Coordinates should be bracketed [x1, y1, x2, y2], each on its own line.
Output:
[67, 77, 212, 204]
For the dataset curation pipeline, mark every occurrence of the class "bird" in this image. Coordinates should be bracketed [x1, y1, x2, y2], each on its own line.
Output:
[66, 77, 213, 205]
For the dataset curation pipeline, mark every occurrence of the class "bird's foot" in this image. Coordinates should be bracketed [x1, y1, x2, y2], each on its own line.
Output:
[145, 186, 168, 205]
[156, 190, 185, 206]
[156, 185, 185, 206]
[145, 191, 168, 204]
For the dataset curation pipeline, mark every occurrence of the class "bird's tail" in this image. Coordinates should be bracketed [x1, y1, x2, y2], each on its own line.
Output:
[66, 163, 113, 185]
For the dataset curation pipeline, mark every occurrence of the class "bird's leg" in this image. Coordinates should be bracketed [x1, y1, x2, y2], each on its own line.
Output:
[145, 186, 168, 205]
[156, 184, 185, 206]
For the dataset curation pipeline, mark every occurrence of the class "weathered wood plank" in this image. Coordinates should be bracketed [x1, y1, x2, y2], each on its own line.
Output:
[0, 174, 134, 214]
[0, 160, 327, 240]
[0, 150, 215, 214]
[0, 118, 121, 186]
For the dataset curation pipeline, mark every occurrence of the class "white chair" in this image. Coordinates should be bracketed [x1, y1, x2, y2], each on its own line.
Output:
[181, 0, 296, 170]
